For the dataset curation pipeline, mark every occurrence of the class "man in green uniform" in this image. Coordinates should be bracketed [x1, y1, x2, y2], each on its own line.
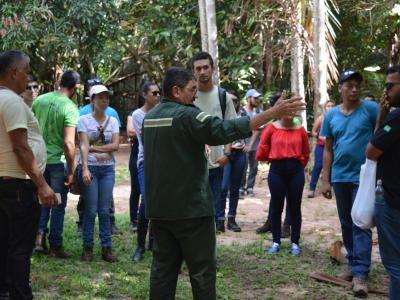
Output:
[143, 67, 305, 300]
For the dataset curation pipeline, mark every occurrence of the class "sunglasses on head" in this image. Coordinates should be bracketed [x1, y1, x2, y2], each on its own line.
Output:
[384, 82, 400, 91]
[26, 85, 39, 90]
[151, 91, 161, 96]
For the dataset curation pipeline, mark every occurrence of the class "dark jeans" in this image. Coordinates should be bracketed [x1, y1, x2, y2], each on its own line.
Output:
[150, 217, 216, 300]
[38, 163, 68, 247]
[241, 150, 258, 190]
[267, 197, 291, 225]
[219, 150, 246, 219]
[332, 182, 371, 278]
[138, 161, 145, 219]
[268, 159, 305, 244]
[309, 144, 324, 191]
[129, 148, 140, 223]
[375, 198, 400, 300]
[0, 178, 41, 300]
[209, 167, 224, 221]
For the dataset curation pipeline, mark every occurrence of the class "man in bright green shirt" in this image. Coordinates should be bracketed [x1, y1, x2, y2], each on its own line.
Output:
[32, 70, 80, 257]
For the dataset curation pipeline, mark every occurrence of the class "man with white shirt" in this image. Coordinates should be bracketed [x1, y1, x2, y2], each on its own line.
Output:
[192, 51, 238, 233]
[0, 50, 57, 300]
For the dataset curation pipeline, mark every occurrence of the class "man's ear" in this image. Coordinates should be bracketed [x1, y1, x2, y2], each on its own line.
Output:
[338, 84, 342, 94]
[171, 86, 180, 99]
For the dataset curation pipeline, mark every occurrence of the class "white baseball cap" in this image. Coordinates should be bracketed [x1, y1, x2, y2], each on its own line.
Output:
[89, 85, 111, 99]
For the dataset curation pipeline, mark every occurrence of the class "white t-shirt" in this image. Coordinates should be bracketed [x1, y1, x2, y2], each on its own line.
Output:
[194, 86, 237, 169]
[77, 114, 119, 166]
[0, 89, 47, 178]
[132, 108, 146, 165]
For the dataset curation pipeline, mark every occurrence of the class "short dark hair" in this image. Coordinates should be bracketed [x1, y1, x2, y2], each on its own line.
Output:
[60, 70, 81, 89]
[386, 65, 400, 75]
[228, 90, 240, 100]
[163, 67, 194, 99]
[269, 92, 282, 107]
[28, 74, 38, 82]
[0, 50, 29, 78]
[191, 51, 214, 70]
[141, 81, 157, 94]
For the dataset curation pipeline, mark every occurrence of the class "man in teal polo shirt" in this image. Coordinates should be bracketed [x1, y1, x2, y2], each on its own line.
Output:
[143, 67, 305, 299]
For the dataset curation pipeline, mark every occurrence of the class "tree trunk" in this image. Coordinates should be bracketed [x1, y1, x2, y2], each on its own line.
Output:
[205, 0, 220, 83]
[290, 0, 306, 127]
[198, 0, 208, 51]
[313, 0, 328, 114]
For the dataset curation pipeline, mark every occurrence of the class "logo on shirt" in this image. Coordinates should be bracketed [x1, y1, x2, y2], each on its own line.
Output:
[384, 125, 392, 132]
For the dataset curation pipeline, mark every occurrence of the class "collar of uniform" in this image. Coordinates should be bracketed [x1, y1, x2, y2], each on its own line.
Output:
[161, 98, 196, 108]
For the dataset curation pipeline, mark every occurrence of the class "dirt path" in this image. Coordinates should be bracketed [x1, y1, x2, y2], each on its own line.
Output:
[67, 144, 381, 263]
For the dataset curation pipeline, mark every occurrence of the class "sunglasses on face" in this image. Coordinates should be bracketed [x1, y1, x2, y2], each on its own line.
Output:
[384, 82, 400, 91]
[151, 91, 161, 96]
[26, 85, 39, 90]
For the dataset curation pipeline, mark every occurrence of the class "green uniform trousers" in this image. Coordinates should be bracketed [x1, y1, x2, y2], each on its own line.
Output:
[149, 216, 216, 300]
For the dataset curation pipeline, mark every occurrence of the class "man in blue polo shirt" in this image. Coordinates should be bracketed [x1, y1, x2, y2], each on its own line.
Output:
[321, 69, 378, 297]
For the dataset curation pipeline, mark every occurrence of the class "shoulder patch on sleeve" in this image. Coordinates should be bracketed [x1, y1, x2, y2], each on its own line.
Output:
[143, 118, 173, 128]
[384, 125, 392, 132]
[195, 112, 211, 123]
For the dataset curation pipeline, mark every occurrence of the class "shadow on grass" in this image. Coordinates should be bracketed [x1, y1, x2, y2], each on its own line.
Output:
[31, 214, 388, 300]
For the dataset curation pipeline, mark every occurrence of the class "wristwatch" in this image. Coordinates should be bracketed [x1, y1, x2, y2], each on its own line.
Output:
[224, 152, 232, 159]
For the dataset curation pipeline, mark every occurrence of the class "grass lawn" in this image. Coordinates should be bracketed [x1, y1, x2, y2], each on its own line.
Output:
[31, 214, 388, 299]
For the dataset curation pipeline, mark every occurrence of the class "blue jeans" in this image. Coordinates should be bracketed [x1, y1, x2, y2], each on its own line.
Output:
[219, 150, 246, 219]
[375, 198, 400, 299]
[268, 159, 304, 244]
[309, 144, 324, 191]
[332, 182, 371, 278]
[241, 150, 258, 190]
[80, 165, 114, 248]
[138, 161, 145, 219]
[38, 163, 68, 247]
[210, 167, 224, 221]
[129, 148, 140, 223]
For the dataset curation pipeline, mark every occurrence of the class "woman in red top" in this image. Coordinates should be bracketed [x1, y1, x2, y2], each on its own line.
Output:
[256, 98, 309, 256]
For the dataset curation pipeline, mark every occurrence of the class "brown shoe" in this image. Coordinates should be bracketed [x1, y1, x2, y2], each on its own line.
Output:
[281, 222, 290, 238]
[81, 246, 93, 262]
[256, 219, 271, 234]
[34, 232, 47, 253]
[101, 247, 118, 263]
[48, 246, 71, 259]
[338, 268, 353, 281]
[352, 277, 368, 298]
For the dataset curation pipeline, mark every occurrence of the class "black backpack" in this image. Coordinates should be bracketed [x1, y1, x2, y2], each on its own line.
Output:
[218, 87, 227, 120]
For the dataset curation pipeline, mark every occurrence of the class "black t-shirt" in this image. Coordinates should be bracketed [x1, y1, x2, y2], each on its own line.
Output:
[371, 108, 400, 209]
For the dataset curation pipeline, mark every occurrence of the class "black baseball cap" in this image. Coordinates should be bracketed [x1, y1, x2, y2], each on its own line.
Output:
[339, 68, 363, 84]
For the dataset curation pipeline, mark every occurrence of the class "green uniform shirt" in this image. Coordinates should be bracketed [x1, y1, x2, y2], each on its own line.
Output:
[143, 99, 251, 220]
[32, 91, 79, 164]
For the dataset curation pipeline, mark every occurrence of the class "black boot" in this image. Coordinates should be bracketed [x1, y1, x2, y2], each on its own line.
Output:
[110, 215, 121, 235]
[147, 223, 154, 251]
[216, 220, 225, 233]
[132, 218, 149, 261]
[256, 219, 271, 234]
[281, 222, 291, 238]
[227, 217, 241, 232]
